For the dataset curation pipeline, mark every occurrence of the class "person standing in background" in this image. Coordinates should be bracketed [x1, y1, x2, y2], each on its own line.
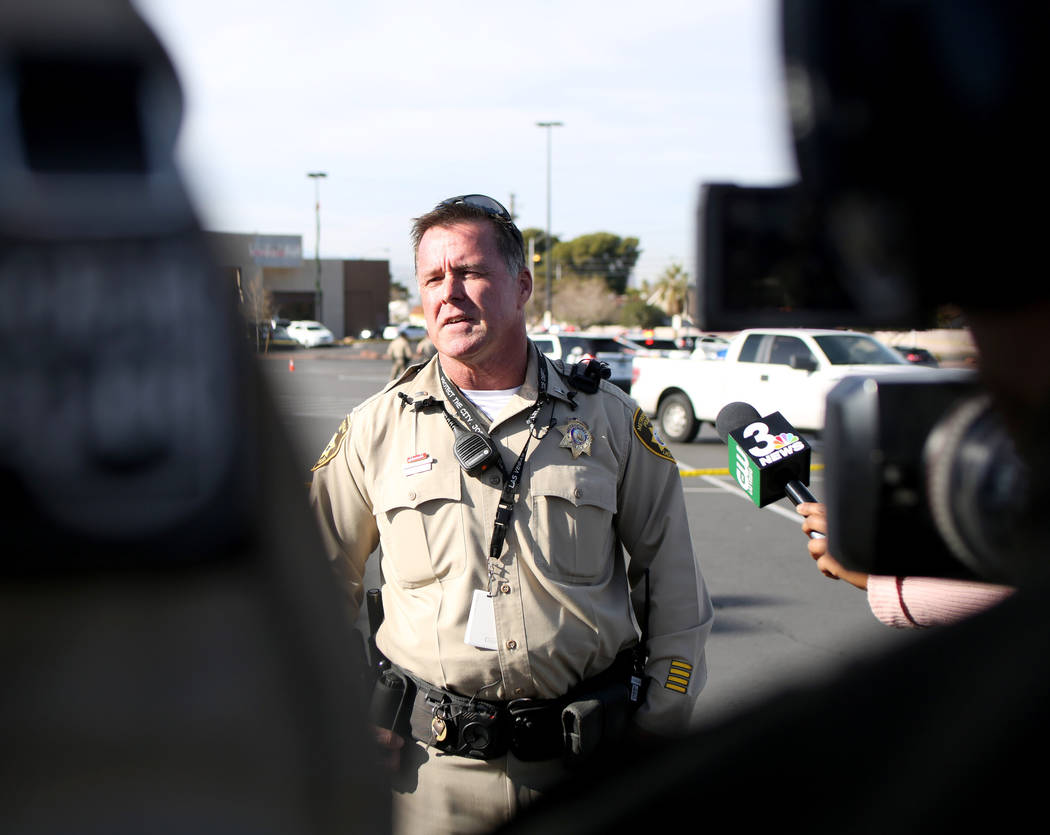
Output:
[385, 329, 413, 380]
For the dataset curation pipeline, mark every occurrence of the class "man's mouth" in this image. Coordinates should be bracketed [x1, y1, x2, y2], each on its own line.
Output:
[442, 315, 473, 327]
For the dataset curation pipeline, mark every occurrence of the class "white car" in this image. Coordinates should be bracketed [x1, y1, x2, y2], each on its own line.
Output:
[286, 320, 335, 348]
[529, 332, 634, 394]
[383, 324, 427, 340]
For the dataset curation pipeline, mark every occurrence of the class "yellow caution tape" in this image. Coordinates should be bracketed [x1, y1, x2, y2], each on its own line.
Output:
[679, 464, 824, 478]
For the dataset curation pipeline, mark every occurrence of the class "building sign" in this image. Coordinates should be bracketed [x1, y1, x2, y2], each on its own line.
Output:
[250, 235, 303, 267]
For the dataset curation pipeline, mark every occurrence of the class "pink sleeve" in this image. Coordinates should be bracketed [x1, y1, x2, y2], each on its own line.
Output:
[866, 575, 1014, 629]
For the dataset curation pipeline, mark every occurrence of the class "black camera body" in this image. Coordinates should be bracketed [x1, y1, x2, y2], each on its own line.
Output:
[696, 0, 1042, 583]
[823, 372, 1035, 584]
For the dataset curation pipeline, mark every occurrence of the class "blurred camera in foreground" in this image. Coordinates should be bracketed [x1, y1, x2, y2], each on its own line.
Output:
[697, 0, 1044, 586]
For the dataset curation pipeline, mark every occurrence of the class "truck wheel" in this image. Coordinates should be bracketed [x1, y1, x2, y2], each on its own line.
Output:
[657, 393, 700, 443]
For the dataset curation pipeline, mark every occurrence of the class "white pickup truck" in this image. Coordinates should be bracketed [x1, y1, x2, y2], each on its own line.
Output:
[631, 328, 949, 442]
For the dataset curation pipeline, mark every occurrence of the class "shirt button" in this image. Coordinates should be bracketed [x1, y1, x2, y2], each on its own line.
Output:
[574, 487, 582, 498]
[489, 475, 501, 486]
[506, 640, 517, 650]
[514, 688, 525, 696]
[408, 490, 417, 501]
[500, 583, 511, 594]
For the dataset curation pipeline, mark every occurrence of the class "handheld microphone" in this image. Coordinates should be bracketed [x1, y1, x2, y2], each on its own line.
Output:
[715, 402, 824, 538]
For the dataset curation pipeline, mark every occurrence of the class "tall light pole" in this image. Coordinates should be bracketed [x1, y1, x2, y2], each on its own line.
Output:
[536, 121, 562, 329]
[307, 171, 327, 322]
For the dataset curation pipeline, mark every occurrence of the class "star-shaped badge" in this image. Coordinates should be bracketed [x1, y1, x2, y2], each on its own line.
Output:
[557, 418, 593, 458]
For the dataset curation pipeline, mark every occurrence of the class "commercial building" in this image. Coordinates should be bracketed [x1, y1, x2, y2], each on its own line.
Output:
[203, 232, 390, 340]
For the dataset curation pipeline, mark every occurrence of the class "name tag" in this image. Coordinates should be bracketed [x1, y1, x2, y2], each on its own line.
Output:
[403, 452, 436, 477]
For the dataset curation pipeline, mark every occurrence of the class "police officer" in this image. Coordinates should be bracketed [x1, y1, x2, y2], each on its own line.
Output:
[385, 328, 414, 381]
[309, 194, 713, 834]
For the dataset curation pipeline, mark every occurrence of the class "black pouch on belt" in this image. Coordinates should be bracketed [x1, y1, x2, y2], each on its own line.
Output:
[561, 681, 632, 765]
[369, 666, 413, 737]
[508, 699, 567, 761]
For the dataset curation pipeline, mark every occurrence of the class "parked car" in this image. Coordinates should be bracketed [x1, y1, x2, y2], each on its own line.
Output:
[382, 323, 427, 340]
[619, 334, 692, 358]
[529, 332, 634, 393]
[893, 345, 940, 366]
[267, 323, 300, 350]
[631, 327, 952, 441]
[286, 320, 335, 348]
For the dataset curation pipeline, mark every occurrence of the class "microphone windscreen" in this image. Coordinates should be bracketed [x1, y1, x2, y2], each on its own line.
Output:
[715, 401, 762, 443]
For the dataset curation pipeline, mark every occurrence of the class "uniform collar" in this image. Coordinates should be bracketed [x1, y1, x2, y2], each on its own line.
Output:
[513, 342, 573, 408]
[412, 342, 574, 425]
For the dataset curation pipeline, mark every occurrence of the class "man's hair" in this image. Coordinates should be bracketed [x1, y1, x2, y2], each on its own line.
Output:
[411, 201, 526, 278]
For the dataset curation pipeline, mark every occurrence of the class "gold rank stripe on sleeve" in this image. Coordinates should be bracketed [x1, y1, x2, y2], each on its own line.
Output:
[664, 659, 693, 694]
[311, 414, 351, 472]
[632, 408, 675, 462]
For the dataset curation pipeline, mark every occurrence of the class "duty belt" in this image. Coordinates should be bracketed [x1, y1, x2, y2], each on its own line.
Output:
[388, 651, 638, 762]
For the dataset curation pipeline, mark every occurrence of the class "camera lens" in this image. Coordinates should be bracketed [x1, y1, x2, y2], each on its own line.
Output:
[924, 394, 1030, 582]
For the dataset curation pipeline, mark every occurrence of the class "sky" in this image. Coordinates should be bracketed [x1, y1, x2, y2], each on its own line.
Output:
[132, 0, 797, 295]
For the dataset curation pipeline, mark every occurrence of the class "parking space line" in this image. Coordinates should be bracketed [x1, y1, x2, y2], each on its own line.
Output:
[697, 474, 807, 527]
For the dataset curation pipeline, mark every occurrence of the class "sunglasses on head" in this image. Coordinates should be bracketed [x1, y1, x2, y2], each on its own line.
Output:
[437, 194, 513, 221]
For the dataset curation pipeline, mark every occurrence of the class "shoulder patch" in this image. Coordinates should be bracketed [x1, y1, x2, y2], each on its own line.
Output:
[632, 408, 675, 462]
[311, 414, 352, 471]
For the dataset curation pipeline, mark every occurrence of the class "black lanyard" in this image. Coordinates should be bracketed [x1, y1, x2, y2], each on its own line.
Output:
[437, 345, 553, 592]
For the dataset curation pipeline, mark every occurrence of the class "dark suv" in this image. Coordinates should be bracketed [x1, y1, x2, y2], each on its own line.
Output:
[529, 333, 634, 394]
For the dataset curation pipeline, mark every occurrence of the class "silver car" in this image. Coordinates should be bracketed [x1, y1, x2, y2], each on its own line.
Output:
[529, 333, 634, 394]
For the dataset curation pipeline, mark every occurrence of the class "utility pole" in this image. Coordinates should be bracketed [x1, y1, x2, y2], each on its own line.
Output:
[535, 121, 563, 329]
[307, 171, 327, 322]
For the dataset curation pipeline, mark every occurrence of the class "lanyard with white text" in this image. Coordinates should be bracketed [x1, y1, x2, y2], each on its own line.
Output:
[437, 346, 552, 594]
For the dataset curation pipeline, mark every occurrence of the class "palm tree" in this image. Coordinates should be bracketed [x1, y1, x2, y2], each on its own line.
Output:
[649, 263, 690, 317]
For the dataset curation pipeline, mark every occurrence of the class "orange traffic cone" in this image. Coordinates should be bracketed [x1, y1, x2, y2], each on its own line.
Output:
[288, 358, 295, 372]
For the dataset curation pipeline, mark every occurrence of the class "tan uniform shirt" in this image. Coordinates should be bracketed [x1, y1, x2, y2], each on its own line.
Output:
[310, 344, 713, 734]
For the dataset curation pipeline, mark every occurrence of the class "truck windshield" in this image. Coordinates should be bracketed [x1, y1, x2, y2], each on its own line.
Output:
[813, 334, 906, 365]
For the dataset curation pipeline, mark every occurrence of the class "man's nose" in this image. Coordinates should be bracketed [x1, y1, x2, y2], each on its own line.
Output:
[439, 272, 464, 302]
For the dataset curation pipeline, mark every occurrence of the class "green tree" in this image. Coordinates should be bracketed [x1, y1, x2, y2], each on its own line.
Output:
[521, 227, 554, 258]
[552, 233, 641, 295]
[619, 296, 667, 329]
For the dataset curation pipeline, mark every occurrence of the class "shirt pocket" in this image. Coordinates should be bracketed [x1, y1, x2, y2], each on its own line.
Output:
[528, 466, 617, 585]
[373, 468, 464, 588]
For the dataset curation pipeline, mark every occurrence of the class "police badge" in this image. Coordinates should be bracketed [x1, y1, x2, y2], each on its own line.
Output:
[557, 418, 593, 459]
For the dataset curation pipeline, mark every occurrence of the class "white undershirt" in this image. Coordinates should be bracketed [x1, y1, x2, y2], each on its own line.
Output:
[461, 387, 521, 422]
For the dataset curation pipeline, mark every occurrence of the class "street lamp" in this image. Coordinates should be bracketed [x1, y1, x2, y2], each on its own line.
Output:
[536, 121, 563, 329]
[307, 171, 327, 322]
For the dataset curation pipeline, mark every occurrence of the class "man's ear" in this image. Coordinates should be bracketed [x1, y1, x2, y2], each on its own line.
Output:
[518, 269, 533, 305]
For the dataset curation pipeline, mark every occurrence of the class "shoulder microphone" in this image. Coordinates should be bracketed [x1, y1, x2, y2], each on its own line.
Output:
[716, 402, 823, 536]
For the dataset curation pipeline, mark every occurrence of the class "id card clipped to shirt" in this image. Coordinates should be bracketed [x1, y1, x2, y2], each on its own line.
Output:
[464, 589, 498, 650]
